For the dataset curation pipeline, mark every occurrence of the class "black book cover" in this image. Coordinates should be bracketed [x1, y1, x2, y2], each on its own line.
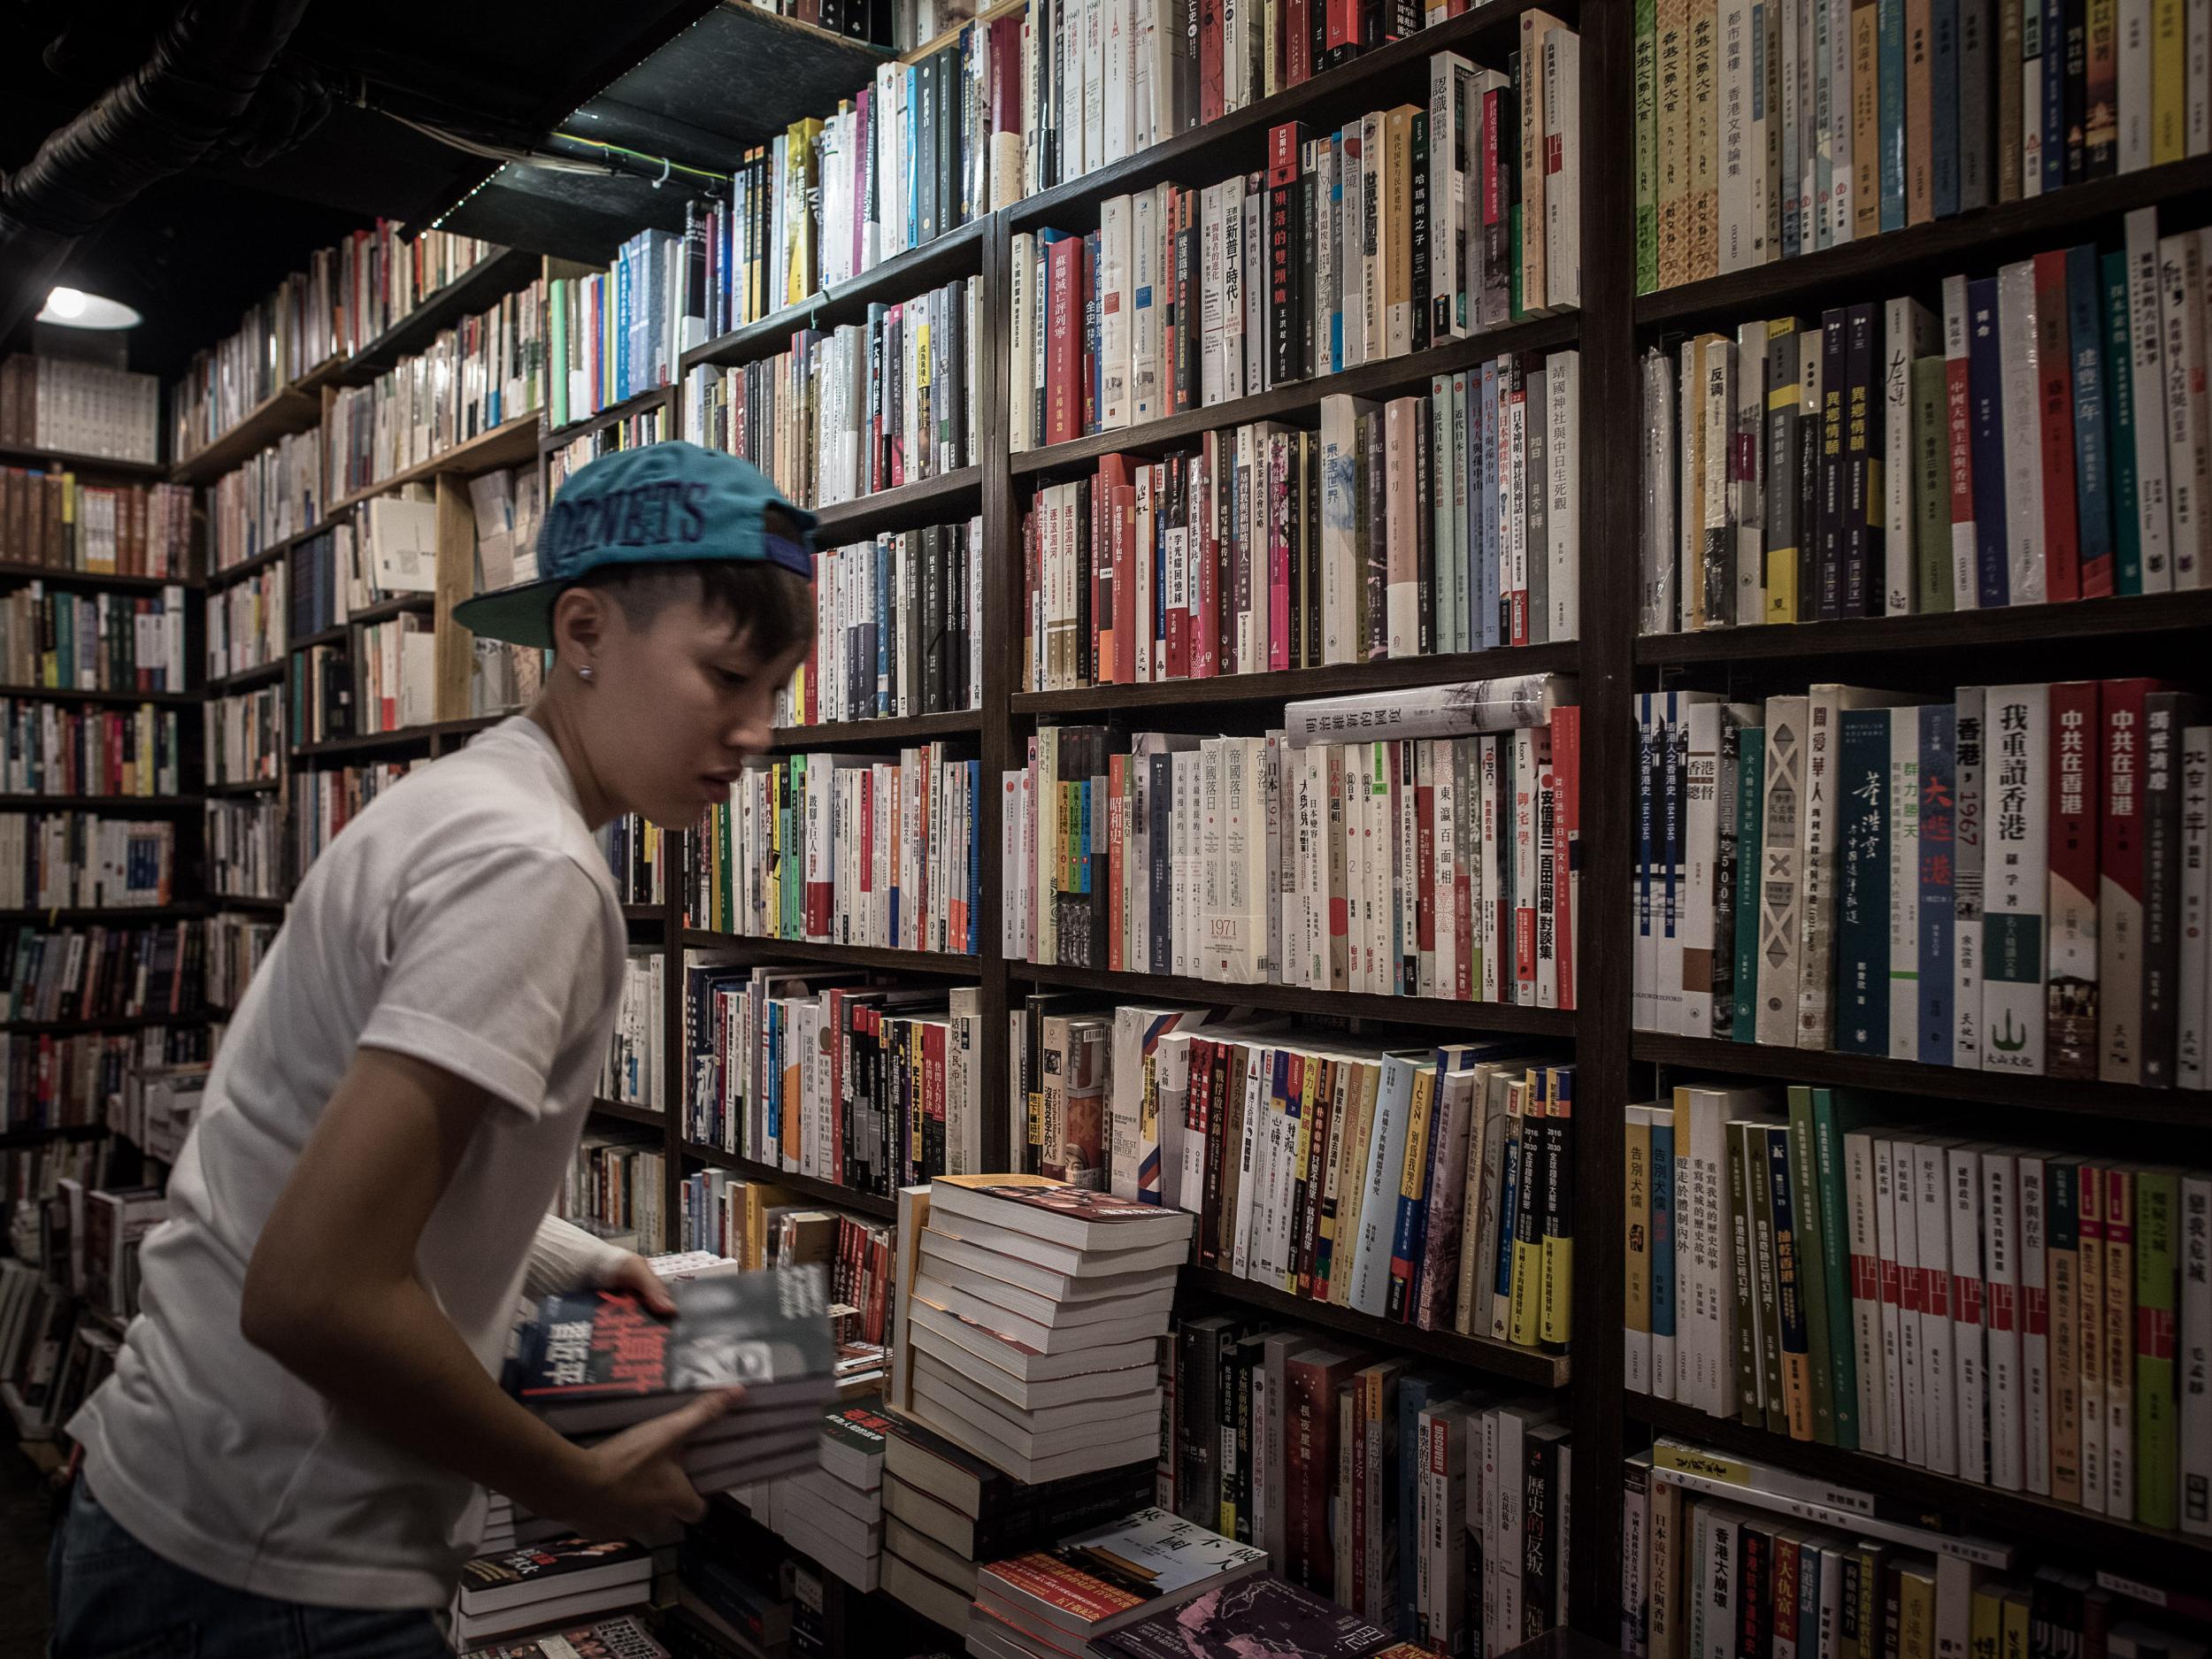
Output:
[1215, 1325, 1240, 1535]
[1073, 476, 1094, 688]
[1842, 302, 1880, 617]
[1094, 1574, 1417, 1659]
[1520, 1427, 1555, 1638]
[1816, 308, 1847, 621]
[2062, 0, 2086, 185]
[921, 524, 945, 715]
[1149, 750, 1174, 976]
[1409, 111, 1432, 357]
[938, 43, 964, 232]
[1794, 383, 1820, 623]
[1734, 1518, 1770, 1659]
[1233, 1335, 1259, 1543]
[2140, 692, 2205, 1086]
[1268, 126, 1308, 387]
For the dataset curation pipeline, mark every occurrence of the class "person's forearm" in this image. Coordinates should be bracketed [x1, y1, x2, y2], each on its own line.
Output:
[250, 1271, 592, 1522]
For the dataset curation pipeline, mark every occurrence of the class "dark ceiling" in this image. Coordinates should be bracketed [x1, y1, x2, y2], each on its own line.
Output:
[0, 0, 720, 382]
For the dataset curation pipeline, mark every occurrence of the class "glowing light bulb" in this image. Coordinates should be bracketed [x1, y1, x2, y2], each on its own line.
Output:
[45, 287, 87, 319]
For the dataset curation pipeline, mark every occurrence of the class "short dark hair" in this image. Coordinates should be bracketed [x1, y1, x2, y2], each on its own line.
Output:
[571, 558, 814, 662]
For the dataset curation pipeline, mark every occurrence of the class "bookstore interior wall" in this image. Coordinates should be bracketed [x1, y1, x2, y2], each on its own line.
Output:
[5, 0, 2212, 1655]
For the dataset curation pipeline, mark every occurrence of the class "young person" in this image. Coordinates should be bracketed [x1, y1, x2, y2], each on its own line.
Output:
[50, 443, 816, 1658]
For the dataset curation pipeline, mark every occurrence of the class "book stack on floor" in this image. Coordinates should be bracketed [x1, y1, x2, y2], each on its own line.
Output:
[1634, 679, 2212, 1087]
[901, 1176, 1193, 1487]
[1171, 1313, 1570, 1655]
[874, 1406, 1159, 1636]
[451, 1538, 658, 1650]
[1622, 1440, 2212, 1659]
[1086, 1571, 1444, 1659]
[665, 1528, 795, 1659]
[1624, 1085, 2212, 1535]
[729, 1394, 889, 1594]
[460, 1615, 669, 1659]
[505, 1264, 840, 1495]
[967, 1505, 1267, 1659]
[1642, 208, 2212, 633]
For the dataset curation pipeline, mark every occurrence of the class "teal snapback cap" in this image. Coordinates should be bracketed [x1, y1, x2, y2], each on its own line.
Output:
[453, 441, 818, 649]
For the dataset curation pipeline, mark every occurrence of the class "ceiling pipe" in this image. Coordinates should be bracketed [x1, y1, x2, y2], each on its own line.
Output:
[0, 0, 318, 338]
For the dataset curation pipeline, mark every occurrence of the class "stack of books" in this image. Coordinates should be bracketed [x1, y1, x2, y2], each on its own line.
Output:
[461, 1613, 669, 1659]
[968, 1506, 1267, 1659]
[876, 1408, 1159, 1634]
[668, 1530, 795, 1659]
[450, 1538, 657, 1649]
[902, 1176, 1194, 1486]
[733, 1394, 890, 1593]
[477, 1493, 564, 1558]
[505, 1264, 839, 1493]
[1086, 1571, 1440, 1659]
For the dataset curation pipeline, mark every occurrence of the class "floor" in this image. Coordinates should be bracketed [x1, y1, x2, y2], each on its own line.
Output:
[0, 1446, 55, 1655]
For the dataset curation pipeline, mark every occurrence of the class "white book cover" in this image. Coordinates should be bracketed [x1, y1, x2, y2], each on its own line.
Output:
[2078, 1164, 2108, 1512]
[1946, 1141, 1990, 1486]
[1102, 0, 1131, 165]
[1717, 0, 1754, 273]
[1431, 54, 1474, 341]
[1941, 276, 1981, 610]
[1200, 184, 1227, 407]
[1642, 349, 1679, 634]
[2122, 210, 2174, 590]
[1479, 737, 1504, 1006]
[1241, 179, 1264, 397]
[1756, 699, 1809, 1046]
[1982, 1148, 2024, 1491]
[1827, 0, 1853, 245]
[1955, 687, 1986, 1067]
[1885, 298, 1939, 615]
[1548, 349, 1581, 641]
[1130, 195, 1160, 426]
[1349, 1054, 1422, 1317]
[1882, 1138, 1923, 1464]
[1995, 260, 2049, 603]
[2016, 1153, 2051, 1497]
[1980, 683, 2050, 1073]
[1891, 707, 1923, 1058]
[1311, 141, 1338, 380]
[2159, 232, 2211, 590]
[1843, 1127, 1891, 1454]
[2183, 1172, 2212, 1535]
[1228, 1047, 1265, 1279]
[1914, 1139, 1960, 1477]
[1680, 697, 1729, 1037]
[2181, 725, 2212, 1087]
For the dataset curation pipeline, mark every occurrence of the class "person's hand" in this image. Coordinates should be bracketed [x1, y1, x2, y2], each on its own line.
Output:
[600, 1251, 678, 1317]
[552, 1386, 746, 1540]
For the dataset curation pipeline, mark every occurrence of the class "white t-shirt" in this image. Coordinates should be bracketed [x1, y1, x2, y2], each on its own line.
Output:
[70, 717, 629, 1609]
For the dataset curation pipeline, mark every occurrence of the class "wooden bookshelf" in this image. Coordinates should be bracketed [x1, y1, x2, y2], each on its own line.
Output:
[0, 685, 197, 707]
[0, 561, 196, 594]
[677, 930, 983, 976]
[1014, 960, 1578, 1036]
[620, 902, 667, 925]
[810, 466, 984, 541]
[204, 779, 280, 797]
[678, 1141, 901, 1221]
[302, 248, 544, 389]
[1636, 589, 2212, 666]
[1012, 640, 1579, 714]
[204, 537, 300, 594]
[589, 1096, 668, 1131]
[1631, 1397, 2212, 1585]
[208, 894, 286, 913]
[0, 443, 165, 480]
[0, 795, 204, 811]
[172, 387, 322, 485]
[541, 385, 679, 450]
[321, 414, 541, 521]
[1180, 1264, 1571, 1387]
[769, 710, 985, 749]
[205, 660, 286, 695]
[0, 904, 208, 924]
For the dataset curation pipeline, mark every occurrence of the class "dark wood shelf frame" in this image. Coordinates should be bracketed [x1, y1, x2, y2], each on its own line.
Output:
[1013, 640, 1579, 714]
[1636, 589, 2212, 666]
[0, 1122, 108, 1150]
[0, 443, 165, 480]
[0, 795, 204, 811]
[677, 1141, 901, 1220]
[541, 385, 680, 450]
[0, 685, 197, 707]
[810, 466, 984, 541]
[1013, 959, 1578, 1034]
[0, 561, 196, 595]
[590, 1096, 669, 1131]
[677, 930, 985, 977]
[769, 709, 985, 749]
[205, 660, 286, 695]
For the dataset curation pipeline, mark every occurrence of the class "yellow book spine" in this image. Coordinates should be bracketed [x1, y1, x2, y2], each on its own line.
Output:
[2153, 0, 2186, 162]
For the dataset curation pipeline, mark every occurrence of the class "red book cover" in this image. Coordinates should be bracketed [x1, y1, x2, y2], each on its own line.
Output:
[1286, 0, 1311, 83]
[2047, 680, 2103, 1079]
[1113, 480, 1139, 686]
[1108, 753, 1127, 972]
[1267, 127, 1307, 389]
[989, 13, 1024, 134]
[1284, 1348, 1360, 1595]
[1551, 706, 1580, 1010]
[1325, 0, 1360, 58]
[1201, 0, 1225, 123]
[2100, 678, 2170, 1083]
[1195, 437, 1221, 678]
[1165, 457, 1191, 679]
[2032, 250, 2083, 603]
[1047, 235, 1083, 447]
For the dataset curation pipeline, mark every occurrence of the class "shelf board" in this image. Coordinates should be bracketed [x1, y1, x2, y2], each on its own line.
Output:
[1013, 640, 1580, 714]
[0, 1122, 106, 1150]
[0, 795, 204, 811]
[292, 726, 445, 759]
[590, 1096, 669, 1131]
[1632, 1033, 2212, 1124]
[810, 466, 984, 541]
[322, 414, 543, 519]
[1636, 590, 2212, 665]
[1180, 1264, 1570, 1386]
[682, 219, 990, 375]
[302, 249, 541, 388]
[621, 902, 668, 925]
[1013, 960, 1578, 1035]
[0, 684, 196, 707]
[205, 535, 305, 594]
[1007, 0, 1571, 234]
[1010, 312, 1580, 479]
[172, 387, 323, 486]
[0, 1010, 211, 1033]
[677, 930, 984, 976]
[0, 904, 207, 924]
[0, 442, 165, 480]
[0, 560, 195, 594]
[542, 385, 676, 449]
[205, 660, 286, 695]
[210, 894, 287, 913]
[676, 1141, 900, 1219]
[770, 709, 985, 749]
[1635, 155, 2212, 333]
[1631, 1396, 2212, 1582]
[291, 623, 348, 650]
[347, 594, 436, 626]
[205, 778, 281, 798]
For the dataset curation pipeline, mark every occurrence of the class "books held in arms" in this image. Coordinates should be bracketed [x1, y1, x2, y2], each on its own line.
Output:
[504, 1263, 836, 1488]
[451, 1538, 654, 1647]
[1088, 1571, 1439, 1659]
[970, 1506, 1266, 1659]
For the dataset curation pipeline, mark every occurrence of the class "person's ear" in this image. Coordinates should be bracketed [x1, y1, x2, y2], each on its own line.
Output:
[549, 587, 612, 680]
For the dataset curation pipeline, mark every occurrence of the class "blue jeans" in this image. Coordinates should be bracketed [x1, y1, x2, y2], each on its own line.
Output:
[47, 1479, 449, 1659]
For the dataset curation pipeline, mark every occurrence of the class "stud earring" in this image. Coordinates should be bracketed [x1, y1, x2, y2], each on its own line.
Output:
[577, 665, 595, 682]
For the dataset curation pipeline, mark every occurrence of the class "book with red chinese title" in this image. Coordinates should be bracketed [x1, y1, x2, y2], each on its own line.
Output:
[973, 1505, 1266, 1641]
[505, 1263, 837, 1433]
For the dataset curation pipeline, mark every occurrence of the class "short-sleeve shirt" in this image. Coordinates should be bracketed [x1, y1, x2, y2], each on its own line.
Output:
[69, 716, 626, 1609]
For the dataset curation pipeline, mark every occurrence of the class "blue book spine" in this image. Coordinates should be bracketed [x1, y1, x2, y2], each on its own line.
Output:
[1879, 0, 1908, 231]
[2067, 242, 2115, 597]
[2102, 250, 2144, 595]
[1932, 0, 1962, 216]
[1649, 1112, 1677, 1378]
[1966, 276, 2012, 606]
[1917, 703, 1957, 1065]
[2041, 0, 2067, 193]
[1398, 1373, 1449, 1632]
[875, 541, 891, 717]
[617, 238, 634, 402]
[1834, 707, 1893, 1056]
[1493, 1118, 1522, 1302]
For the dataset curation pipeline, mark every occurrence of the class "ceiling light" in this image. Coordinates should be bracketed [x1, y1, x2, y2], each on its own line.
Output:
[36, 287, 142, 329]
